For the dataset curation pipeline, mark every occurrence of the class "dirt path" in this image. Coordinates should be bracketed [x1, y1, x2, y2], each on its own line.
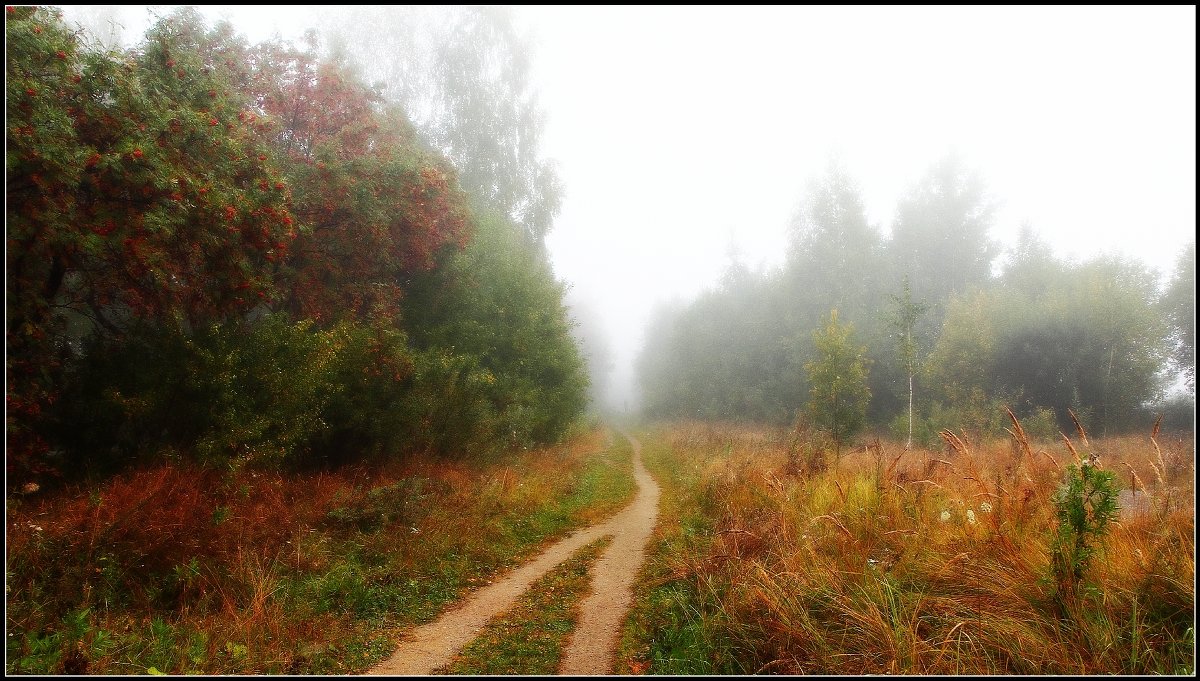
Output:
[366, 431, 659, 676]
[558, 432, 659, 674]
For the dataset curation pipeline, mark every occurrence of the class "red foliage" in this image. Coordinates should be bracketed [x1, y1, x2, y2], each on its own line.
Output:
[252, 48, 470, 322]
[5, 7, 478, 478]
[5, 460, 424, 618]
[5, 8, 301, 476]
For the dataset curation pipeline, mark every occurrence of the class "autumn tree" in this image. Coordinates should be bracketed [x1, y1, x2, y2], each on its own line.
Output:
[6, 7, 293, 477]
[805, 310, 872, 454]
[247, 36, 470, 323]
[7, 7, 295, 338]
[8, 8, 584, 481]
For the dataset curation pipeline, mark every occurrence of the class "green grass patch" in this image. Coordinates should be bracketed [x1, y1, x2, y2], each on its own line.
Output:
[438, 537, 612, 675]
[617, 432, 743, 675]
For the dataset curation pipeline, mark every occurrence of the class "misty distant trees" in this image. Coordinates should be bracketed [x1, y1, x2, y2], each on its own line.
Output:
[890, 154, 998, 308]
[319, 6, 562, 249]
[638, 154, 1189, 441]
[1162, 243, 1196, 391]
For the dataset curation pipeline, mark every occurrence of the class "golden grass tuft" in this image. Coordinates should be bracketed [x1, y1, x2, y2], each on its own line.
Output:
[627, 418, 1195, 675]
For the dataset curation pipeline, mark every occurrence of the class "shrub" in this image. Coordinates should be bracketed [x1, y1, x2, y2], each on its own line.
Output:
[303, 320, 419, 467]
[785, 414, 835, 476]
[1051, 455, 1120, 598]
[1021, 406, 1060, 442]
[53, 315, 432, 474]
[924, 389, 1012, 444]
[54, 316, 330, 474]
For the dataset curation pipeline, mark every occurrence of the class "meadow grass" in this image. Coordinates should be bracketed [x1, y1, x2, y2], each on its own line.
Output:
[619, 420, 1195, 675]
[5, 426, 636, 674]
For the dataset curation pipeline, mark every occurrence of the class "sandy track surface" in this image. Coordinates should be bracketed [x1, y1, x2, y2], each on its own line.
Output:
[366, 431, 659, 676]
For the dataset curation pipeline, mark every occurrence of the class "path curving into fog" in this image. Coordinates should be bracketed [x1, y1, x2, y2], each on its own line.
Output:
[558, 432, 660, 674]
[365, 430, 659, 676]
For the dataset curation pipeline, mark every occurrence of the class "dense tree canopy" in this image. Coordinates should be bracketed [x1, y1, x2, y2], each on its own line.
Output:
[8, 7, 293, 474]
[6, 7, 588, 483]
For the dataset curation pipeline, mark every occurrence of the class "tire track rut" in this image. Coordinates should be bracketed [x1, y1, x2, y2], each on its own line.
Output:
[366, 431, 659, 676]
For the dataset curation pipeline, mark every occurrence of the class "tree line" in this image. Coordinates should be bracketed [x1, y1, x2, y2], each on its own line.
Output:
[6, 6, 588, 485]
[637, 157, 1195, 444]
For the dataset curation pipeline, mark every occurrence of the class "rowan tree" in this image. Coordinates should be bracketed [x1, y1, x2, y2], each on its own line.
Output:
[252, 39, 470, 322]
[6, 7, 293, 477]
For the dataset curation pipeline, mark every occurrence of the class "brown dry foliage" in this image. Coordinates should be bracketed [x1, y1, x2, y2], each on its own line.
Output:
[6, 427, 622, 674]
[641, 419, 1195, 675]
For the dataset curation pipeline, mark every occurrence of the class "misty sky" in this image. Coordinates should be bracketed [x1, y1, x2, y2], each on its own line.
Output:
[56, 5, 1197, 409]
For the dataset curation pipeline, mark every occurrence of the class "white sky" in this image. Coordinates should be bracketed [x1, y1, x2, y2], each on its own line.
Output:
[56, 5, 1198, 409]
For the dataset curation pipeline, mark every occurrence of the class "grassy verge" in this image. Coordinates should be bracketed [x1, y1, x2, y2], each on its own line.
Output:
[5, 427, 636, 674]
[616, 431, 742, 674]
[618, 421, 1195, 675]
[438, 536, 612, 675]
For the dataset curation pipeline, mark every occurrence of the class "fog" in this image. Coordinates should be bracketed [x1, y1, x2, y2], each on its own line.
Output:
[526, 6, 1196, 413]
[58, 5, 1196, 415]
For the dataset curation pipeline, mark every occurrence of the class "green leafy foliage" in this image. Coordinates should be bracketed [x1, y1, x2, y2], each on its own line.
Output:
[1051, 457, 1120, 598]
[804, 310, 871, 452]
[54, 315, 400, 472]
[52, 309, 571, 474]
[8, 8, 587, 482]
[402, 211, 589, 449]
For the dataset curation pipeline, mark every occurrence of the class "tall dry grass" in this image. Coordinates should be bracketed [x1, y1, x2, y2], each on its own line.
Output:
[6, 427, 633, 674]
[629, 418, 1194, 674]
